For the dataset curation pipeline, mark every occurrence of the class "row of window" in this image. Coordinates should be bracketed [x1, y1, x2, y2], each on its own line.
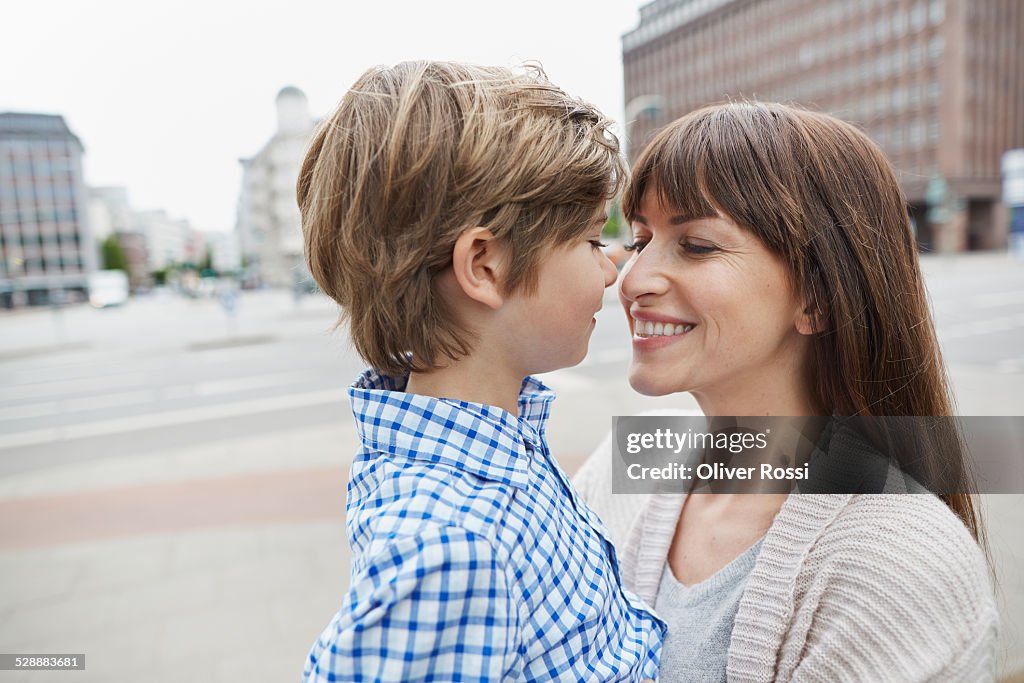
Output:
[1, 187, 80, 205]
[781, 70, 942, 116]
[797, 30, 944, 72]
[0, 231, 82, 246]
[638, 55, 943, 123]
[0, 258, 85, 277]
[0, 139, 79, 155]
[869, 117, 942, 151]
[0, 163, 78, 180]
[791, 0, 944, 40]
[0, 208, 80, 223]
[629, 19, 945, 103]
[626, 0, 945, 56]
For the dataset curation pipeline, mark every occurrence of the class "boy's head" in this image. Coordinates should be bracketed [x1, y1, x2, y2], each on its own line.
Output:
[298, 60, 623, 376]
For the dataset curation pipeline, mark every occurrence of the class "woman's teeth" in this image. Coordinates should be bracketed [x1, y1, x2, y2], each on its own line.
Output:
[633, 320, 694, 337]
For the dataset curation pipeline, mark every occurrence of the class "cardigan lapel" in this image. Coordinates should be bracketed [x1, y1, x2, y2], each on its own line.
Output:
[726, 493, 852, 682]
[621, 492, 687, 606]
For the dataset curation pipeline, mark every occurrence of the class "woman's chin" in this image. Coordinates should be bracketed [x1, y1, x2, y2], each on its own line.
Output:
[627, 367, 684, 397]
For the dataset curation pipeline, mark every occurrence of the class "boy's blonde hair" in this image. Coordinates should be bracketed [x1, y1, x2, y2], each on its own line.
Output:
[297, 60, 623, 375]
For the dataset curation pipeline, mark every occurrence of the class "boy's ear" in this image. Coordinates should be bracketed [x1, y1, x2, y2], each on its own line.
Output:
[450, 227, 508, 310]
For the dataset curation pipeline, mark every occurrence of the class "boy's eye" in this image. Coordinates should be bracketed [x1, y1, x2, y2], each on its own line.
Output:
[623, 240, 646, 253]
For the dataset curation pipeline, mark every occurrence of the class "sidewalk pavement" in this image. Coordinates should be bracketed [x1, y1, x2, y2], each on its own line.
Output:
[0, 366, 1022, 682]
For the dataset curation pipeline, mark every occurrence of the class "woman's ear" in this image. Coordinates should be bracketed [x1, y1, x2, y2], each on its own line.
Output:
[796, 303, 826, 336]
[450, 227, 508, 310]
[795, 282, 827, 336]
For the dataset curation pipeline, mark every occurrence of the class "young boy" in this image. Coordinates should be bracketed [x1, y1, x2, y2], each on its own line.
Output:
[298, 61, 663, 682]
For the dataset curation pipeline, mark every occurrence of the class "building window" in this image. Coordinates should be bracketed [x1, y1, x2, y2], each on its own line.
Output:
[893, 9, 908, 38]
[909, 43, 923, 70]
[909, 121, 923, 148]
[891, 127, 904, 151]
[911, 2, 927, 32]
[892, 86, 906, 111]
[876, 16, 890, 42]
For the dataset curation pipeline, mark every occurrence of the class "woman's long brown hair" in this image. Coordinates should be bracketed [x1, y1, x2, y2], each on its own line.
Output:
[624, 102, 982, 543]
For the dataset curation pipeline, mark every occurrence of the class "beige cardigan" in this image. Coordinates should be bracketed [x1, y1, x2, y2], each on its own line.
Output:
[572, 426, 999, 682]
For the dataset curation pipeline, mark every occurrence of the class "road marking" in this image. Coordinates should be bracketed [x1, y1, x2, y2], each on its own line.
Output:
[0, 388, 344, 451]
[0, 370, 327, 423]
[62, 389, 157, 414]
[0, 402, 60, 421]
[194, 371, 321, 397]
[0, 371, 148, 402]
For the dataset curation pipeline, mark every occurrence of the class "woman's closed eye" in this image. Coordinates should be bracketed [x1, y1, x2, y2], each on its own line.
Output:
[589, 239, 608, 249]
[623, 239, 718, 255]
[682, 241, 718, 255]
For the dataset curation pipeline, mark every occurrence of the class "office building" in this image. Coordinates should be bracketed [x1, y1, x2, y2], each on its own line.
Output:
[0, 112, 97, 306]
[623, 0, 1023, 251]
[235, 86, 316, 287]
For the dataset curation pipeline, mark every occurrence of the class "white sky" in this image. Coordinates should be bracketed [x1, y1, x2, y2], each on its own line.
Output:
[3, 0, 646, 232]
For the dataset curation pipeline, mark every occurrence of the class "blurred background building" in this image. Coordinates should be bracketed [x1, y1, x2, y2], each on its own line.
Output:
[0, 112, 96, 307]
[235, 86, 317, 288]
[135, 209, 194, 273]
[88, 186, 150, 291]
[89, 187, 211, 293]
[623, 0, 1024, 252]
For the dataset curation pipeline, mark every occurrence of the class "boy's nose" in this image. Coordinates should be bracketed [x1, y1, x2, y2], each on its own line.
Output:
[601, 251, 618, 287]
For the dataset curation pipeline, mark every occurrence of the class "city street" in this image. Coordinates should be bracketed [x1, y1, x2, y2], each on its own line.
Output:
[0, 251, 1022, 682]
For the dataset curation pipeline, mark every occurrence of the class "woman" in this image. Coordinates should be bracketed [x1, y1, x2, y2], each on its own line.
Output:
[574, 102, 998, 682]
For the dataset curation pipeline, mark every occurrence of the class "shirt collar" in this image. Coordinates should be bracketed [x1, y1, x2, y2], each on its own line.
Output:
[348, 369, 556, 490]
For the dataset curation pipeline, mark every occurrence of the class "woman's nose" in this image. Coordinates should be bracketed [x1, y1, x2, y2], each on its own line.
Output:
[619, 247, 668, 302]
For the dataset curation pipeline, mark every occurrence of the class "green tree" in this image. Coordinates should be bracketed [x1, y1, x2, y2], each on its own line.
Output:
[201, 247, 214, 273]
[602, 199, 623, 239]
[101, 235, 127, 272]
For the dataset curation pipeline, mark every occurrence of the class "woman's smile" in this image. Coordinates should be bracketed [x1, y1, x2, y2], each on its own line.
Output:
[630, 311, 698, 349]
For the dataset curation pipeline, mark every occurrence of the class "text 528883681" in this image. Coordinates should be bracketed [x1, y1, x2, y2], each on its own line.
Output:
[0, 654, 85, 670]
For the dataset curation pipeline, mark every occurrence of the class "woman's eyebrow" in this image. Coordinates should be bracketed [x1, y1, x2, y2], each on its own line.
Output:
[631, 214, 695, 226]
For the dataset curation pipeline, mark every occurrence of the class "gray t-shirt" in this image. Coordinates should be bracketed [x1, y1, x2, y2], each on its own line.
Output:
[654, 538, 764, 683]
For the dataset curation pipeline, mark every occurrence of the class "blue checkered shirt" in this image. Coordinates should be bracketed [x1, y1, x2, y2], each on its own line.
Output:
[303, 369, 664, 682]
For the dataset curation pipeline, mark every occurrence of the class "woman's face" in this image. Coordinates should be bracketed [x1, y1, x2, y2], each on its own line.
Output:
[619, 190, 816, 415]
